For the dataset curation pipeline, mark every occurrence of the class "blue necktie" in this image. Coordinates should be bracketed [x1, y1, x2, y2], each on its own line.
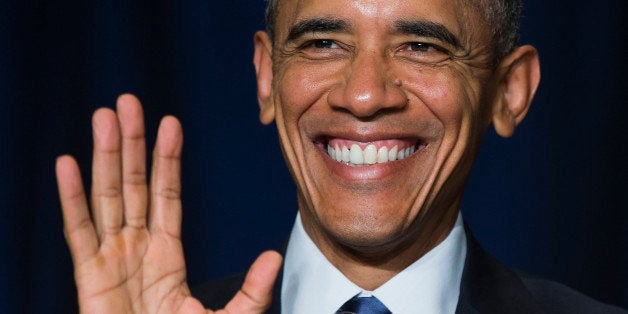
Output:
[336, 294, 392, 314]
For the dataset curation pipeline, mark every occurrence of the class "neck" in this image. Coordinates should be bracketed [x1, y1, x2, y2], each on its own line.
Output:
[300, 203, 460, 290]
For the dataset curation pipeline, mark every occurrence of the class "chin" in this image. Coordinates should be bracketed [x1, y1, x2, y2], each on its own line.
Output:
[315, 195, 424, 249]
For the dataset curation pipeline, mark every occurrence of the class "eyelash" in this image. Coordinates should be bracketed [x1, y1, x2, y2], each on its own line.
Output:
[402, 42, 449, 54]
[302, 39, 340, 50]
[407, 42, 434, 51]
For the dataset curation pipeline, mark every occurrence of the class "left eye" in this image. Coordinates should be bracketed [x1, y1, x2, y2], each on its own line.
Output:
[406, 42, 439, 52]
[398, 42, 451, 63]
[312, 39, 339, 49]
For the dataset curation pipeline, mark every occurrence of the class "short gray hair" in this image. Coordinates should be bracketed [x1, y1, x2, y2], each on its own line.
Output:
[264, 0, 521, 63]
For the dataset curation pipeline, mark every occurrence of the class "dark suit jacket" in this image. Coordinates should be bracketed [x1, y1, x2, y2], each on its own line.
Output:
[192, 230, 626, 313]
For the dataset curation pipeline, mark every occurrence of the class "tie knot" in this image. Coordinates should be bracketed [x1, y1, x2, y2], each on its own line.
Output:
[336, 294, 392, 314]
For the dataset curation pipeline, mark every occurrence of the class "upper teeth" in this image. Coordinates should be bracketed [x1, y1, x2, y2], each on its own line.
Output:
[327, 144, 416, 166]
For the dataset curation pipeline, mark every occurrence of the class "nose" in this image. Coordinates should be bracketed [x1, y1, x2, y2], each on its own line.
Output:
[327, 51, 407, 118]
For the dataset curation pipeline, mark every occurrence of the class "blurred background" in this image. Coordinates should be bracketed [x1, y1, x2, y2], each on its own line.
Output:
[0, 0, 626, 312]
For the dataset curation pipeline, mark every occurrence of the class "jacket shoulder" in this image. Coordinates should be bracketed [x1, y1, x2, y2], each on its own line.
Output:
[460, 227, 626, 314]
[518, 273, 627, 314]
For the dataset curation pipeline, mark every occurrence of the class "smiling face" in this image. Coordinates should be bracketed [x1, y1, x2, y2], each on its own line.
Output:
[253, 0, 539, 264]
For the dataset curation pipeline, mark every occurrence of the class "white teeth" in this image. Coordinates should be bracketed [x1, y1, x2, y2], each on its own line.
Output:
[377, 146, 389, 163]
[388, 146, 398, 161]
[342, 146, 350, 162]
[350, 144, 364, 164]
[364, 145, 377, 165]
[397, 149, 405, 160]
[327, 143, 418, 165]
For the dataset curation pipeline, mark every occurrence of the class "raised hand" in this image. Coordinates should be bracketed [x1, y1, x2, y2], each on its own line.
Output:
[55, 94, 282, 313]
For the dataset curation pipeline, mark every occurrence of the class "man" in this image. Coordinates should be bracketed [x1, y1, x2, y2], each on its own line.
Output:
[55, 0, 624, 313]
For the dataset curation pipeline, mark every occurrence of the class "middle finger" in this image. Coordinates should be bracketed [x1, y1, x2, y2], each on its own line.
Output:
[91, 108, 124, 240]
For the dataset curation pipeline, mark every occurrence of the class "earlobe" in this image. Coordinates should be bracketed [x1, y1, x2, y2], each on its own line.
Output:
[253, 31, 275, 125]
[491, 45, 541, 138]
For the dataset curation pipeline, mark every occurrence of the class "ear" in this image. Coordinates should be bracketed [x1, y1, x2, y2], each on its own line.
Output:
[490, 45, 541, 138]
[253, 31, 275, 125]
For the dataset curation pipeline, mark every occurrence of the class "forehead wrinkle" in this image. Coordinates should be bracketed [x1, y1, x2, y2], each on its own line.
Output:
[352, 0, 387, 17]
[281, 0, 394, 39]
[277, 0, 489, 55]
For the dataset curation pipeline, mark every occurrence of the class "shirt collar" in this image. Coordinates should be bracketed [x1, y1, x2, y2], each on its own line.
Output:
[281, 212, 467, 314]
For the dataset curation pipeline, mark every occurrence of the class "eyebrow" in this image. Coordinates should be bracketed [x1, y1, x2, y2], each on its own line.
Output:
[286, 18, 351, 42]
[394, 20, 461, 49]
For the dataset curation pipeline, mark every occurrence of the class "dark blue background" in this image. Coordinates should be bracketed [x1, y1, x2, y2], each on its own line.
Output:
[1, 0, 626, 312]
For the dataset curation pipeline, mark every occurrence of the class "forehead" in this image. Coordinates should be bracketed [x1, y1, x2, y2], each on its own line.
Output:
[275, 0, 477, 40]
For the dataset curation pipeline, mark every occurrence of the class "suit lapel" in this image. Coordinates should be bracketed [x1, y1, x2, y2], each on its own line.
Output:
[456, 227, 546, 314]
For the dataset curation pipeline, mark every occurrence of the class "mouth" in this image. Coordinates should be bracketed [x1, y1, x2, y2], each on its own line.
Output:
[317, 137, 426, 167]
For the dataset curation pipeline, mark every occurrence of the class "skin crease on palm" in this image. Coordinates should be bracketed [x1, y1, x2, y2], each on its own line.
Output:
[55, 0, 539, 312]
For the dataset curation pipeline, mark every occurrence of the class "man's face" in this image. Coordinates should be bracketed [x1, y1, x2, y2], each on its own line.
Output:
[260, 0, 497, 251]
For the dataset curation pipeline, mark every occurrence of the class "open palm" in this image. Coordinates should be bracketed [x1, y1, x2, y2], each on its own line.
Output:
[55, 94, 281, 313]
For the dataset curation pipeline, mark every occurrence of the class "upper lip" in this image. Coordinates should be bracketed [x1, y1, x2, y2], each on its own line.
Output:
[303, 116, 440, 147]
[312, 128, 428, 147]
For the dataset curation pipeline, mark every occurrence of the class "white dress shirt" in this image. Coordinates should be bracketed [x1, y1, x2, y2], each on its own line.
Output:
[281, 212, 467, 314]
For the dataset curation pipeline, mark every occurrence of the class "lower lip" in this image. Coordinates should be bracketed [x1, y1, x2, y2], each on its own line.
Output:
[318, 145, 418, 182]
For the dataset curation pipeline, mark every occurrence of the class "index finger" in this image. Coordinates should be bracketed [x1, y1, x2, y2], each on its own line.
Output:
[56, 155, 99, 265]
[148, 116, 184, 237]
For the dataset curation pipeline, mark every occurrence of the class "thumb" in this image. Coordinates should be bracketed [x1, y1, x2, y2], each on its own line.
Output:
[220, 250, 283, 313]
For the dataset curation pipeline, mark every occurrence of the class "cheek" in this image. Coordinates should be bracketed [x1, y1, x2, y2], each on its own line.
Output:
[277, 61, 341, 124]
[400, 66, 470, 131]
[399, 65, 484, 179]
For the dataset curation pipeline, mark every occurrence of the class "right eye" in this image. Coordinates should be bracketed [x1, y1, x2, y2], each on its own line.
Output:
[309, 39, 339, 49]
[295, 38, 349, 60]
